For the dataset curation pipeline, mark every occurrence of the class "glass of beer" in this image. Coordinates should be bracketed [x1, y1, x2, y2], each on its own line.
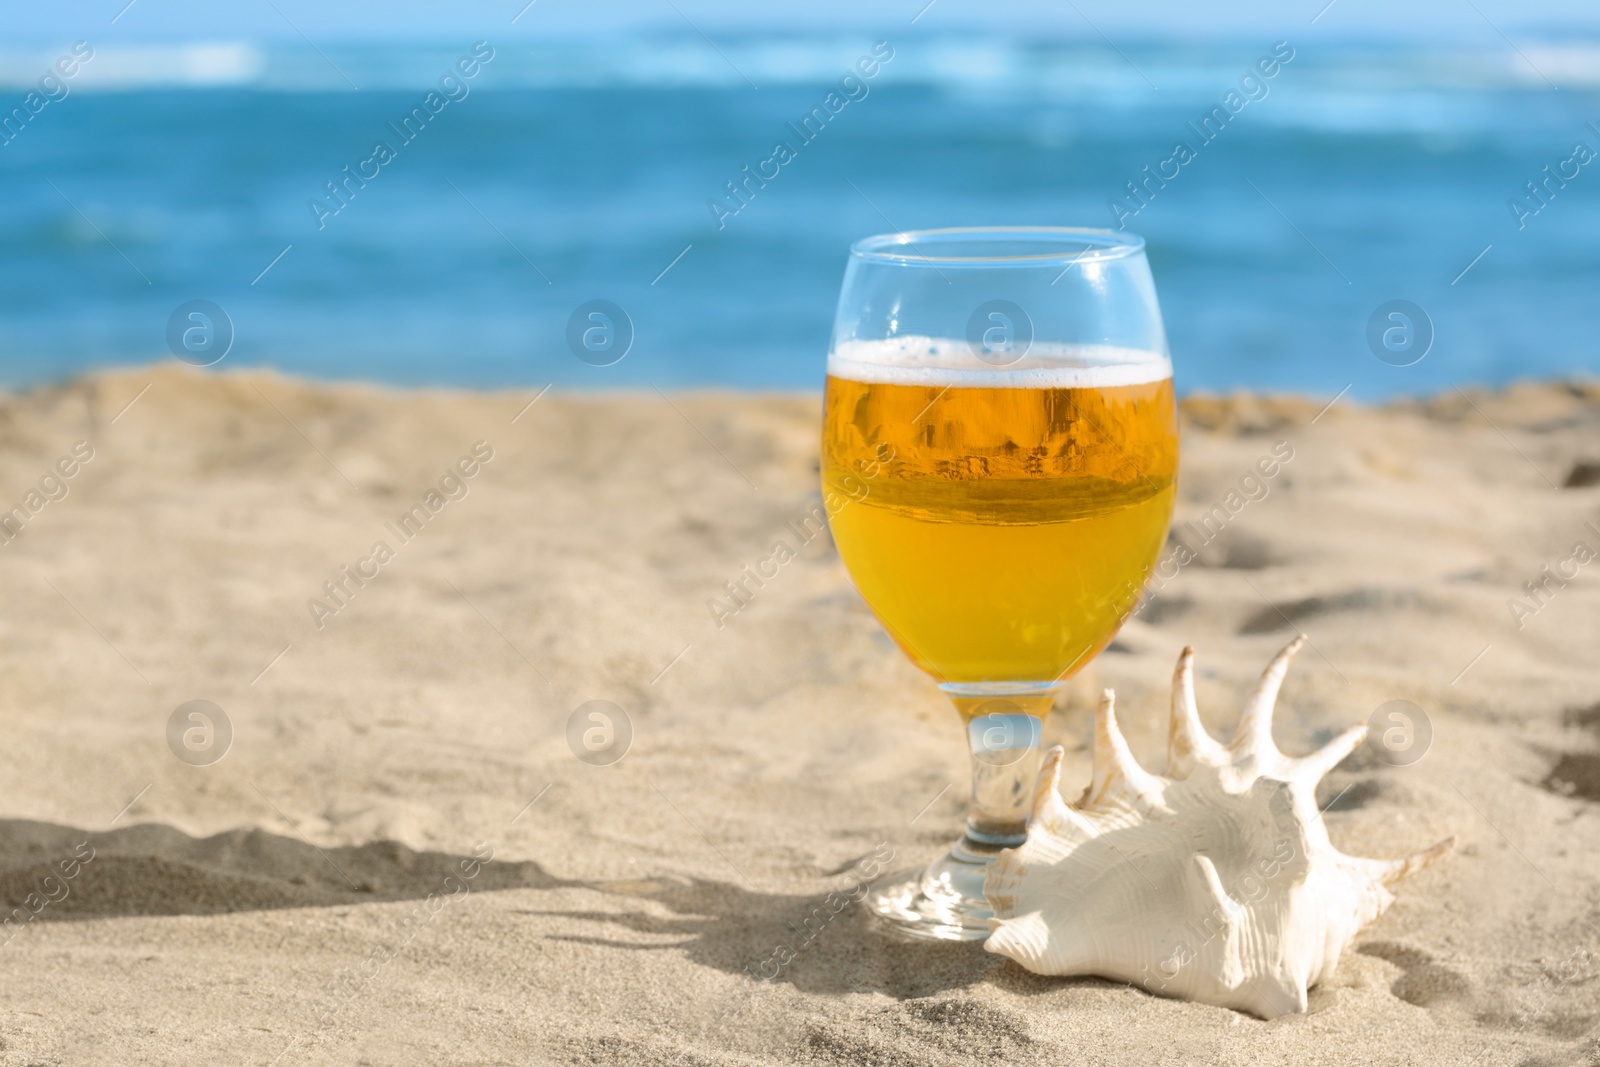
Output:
[821, 227, 1177, 940]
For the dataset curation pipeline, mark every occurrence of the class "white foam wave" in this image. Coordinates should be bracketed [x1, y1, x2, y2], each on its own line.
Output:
[828, 337, 1171, 389]
[0, 37, 1594, 94]
[0, 43, 266, 90]
[1519, 45, 1600, 87]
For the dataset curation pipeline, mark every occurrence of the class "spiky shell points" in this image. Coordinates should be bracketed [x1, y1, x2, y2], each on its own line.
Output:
[983, 639, 1454, 1019]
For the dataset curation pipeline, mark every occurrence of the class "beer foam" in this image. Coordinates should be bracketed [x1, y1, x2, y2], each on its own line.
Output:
[827, 337, 1172, 389]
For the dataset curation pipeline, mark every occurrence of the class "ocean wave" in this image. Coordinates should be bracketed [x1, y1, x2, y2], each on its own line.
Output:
[0, 36, 1595, 93]
[0, 43, 267, 90]
[1519, 44, 1600, 86]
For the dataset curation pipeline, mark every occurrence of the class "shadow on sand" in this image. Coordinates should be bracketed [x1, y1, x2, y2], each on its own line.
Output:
[0, 819, 1074, 1001]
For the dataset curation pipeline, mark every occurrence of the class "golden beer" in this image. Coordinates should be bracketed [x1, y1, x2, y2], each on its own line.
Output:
[822, 345, 1177, 688]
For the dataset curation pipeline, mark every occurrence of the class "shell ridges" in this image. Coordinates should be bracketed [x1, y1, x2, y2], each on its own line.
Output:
[982, 639, 1455, 1019]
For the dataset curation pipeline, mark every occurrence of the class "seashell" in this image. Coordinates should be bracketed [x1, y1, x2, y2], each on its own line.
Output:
[983, 638, 1454, 1019]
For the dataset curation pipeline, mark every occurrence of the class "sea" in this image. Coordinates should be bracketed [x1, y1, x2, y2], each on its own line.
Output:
[1, 33, 1597, 398]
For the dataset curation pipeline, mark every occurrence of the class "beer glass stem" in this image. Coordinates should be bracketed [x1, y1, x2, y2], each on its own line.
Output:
[963, 723, 1043, 848]
[859, 686, 1056, 940]
[951, 690, 1053, 850]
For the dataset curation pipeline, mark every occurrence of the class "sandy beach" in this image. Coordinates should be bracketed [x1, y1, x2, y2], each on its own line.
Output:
[0, 364, 1597, 1065]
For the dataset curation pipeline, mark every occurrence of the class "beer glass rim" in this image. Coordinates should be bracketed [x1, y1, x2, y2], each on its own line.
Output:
[850, 226, 1144, 267]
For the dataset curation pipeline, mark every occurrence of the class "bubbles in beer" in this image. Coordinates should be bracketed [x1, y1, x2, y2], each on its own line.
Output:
[820, 338, 1177, 684]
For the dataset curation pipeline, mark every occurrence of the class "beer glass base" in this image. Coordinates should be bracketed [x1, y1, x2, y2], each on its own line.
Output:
[864, 839, 1009, 942]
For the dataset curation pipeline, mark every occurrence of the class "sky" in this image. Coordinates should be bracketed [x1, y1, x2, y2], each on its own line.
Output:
[8, 0, 1600, 40]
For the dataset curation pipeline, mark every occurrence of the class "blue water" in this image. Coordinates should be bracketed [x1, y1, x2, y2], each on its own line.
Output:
[1, 34, 1597, 397]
